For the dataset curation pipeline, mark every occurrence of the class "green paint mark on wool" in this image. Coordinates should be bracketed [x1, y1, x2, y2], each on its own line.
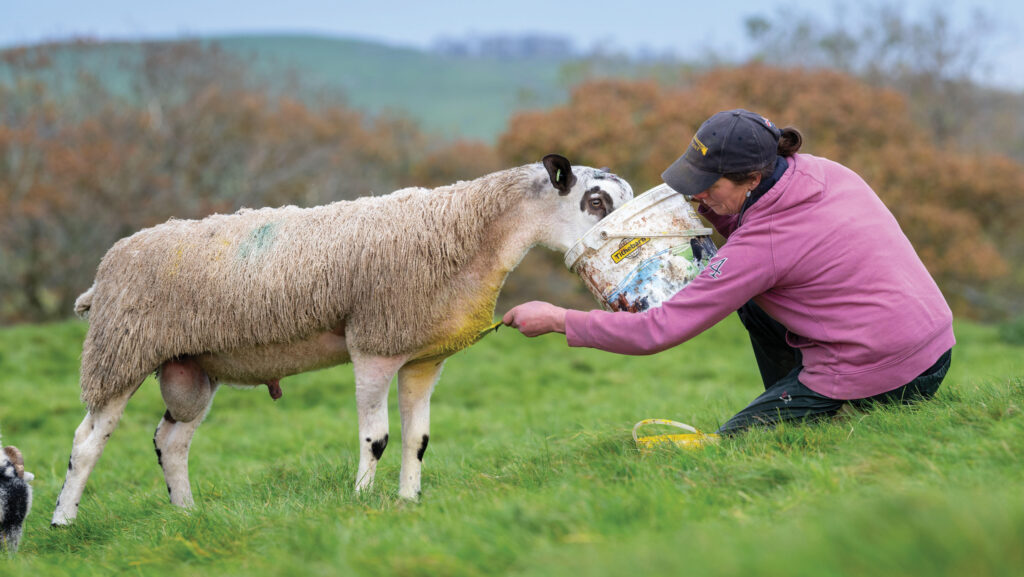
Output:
[237, 222, 278, 261]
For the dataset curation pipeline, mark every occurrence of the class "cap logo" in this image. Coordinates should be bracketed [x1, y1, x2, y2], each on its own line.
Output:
[690, 135, 708, 156]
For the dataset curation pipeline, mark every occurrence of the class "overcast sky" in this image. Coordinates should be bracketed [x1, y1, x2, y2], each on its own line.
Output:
[3, 0, 1022, 89]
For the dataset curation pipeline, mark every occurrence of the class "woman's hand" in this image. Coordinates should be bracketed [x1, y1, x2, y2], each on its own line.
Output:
[502, 301, 567, 337]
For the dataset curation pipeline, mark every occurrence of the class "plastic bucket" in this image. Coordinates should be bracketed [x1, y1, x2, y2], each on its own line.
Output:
[632, 419, 720, 452]
[565, 184, 718, 312]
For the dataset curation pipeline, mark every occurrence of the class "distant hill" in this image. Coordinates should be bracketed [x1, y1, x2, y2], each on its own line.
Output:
[9, 33, 1018, 157]
[0, 34, 580, 142]
[215, 35, 576, 141]
[0, 34, 684, 142]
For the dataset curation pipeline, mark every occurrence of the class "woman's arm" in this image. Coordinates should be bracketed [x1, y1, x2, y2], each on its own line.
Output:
[505, 229, 776, 354]
[503, 301, 566, 336]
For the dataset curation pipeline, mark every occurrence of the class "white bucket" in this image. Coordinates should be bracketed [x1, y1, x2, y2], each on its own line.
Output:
[565, 184, 718, 312]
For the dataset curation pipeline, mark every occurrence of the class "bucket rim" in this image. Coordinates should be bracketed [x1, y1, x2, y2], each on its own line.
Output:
[564, 183, 692, 270]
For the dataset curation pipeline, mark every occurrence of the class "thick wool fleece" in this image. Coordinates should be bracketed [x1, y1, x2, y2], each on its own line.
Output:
[77, 166, 539, 410]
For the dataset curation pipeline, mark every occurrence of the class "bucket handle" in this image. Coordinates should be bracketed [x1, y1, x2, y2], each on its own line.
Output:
[600, 228, 713, 240]
[631, 418, 701, 443]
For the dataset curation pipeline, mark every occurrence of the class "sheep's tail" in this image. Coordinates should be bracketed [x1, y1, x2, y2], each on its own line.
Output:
[74, 284, 96, 320]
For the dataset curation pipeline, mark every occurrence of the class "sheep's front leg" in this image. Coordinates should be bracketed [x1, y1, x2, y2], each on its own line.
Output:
[397, 359, 444, 500]
[351, 352, 407, 493]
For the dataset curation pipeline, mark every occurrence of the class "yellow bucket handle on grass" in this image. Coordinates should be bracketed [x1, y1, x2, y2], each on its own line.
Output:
[632, 418, 720, 451]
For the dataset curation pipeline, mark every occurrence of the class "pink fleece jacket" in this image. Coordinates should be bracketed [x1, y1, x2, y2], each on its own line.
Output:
[565, 153, 955, 400]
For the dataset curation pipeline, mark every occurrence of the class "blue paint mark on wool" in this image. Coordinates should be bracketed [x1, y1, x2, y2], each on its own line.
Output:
[237, 222, 278, 260]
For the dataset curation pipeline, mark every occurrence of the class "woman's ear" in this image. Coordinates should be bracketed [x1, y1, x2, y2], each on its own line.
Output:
[748, 173, 763, 190]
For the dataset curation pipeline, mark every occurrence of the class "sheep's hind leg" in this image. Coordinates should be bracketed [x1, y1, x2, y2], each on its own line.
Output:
[351, 351, 408, 494]
[52, 384, 140, 526]
[153, 362, 220, 508]
[397, 359, 444, 500]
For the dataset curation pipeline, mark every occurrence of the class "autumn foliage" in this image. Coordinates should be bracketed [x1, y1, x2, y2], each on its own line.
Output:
[0, 43, 494, 322]
[1, 47, 1020, 322]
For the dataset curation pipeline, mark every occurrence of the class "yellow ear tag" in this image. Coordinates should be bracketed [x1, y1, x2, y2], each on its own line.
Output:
[556, 168, 562, 182]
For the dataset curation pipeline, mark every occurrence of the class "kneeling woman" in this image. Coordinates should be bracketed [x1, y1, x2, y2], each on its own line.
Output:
[503, 109, 954, 434]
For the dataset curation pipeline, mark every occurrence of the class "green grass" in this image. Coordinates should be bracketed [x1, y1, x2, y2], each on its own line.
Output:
[0, 316, 1021, 576]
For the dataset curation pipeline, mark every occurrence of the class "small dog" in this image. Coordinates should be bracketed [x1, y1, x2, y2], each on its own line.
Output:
[1, 439, 34, 554]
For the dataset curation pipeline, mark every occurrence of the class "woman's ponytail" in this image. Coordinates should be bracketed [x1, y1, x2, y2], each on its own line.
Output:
[778, 127, 803, 156]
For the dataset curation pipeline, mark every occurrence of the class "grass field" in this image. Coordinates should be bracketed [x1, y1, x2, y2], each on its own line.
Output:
[0, 315, 1021, 575]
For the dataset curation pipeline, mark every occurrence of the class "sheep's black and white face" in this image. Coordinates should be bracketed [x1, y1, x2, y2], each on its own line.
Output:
[538, 154, 634, 252]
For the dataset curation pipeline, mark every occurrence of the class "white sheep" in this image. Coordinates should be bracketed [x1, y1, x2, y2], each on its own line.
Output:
[51, 154, 633, 525]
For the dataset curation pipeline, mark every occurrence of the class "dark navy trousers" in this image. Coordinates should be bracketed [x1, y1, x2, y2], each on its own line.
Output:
[717, 301, 952, 435]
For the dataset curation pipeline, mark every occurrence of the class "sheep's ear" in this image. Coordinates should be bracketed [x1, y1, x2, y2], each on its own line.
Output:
[3, 446, 24, 478]
[543, 154, 577, 196]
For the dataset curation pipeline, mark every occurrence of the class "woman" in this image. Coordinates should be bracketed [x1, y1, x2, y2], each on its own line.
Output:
[503, 109, 954, 434]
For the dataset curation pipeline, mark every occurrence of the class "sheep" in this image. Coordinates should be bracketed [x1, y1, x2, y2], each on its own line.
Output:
[51, 154, 634, 525]
[1, 430, 34, 554]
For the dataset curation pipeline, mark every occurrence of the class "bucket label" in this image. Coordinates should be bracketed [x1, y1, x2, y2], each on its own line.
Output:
[611, 237, 650, 263]
[604, 237, 718, 313]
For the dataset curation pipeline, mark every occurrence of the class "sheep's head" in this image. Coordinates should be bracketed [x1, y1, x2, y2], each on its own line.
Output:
[535, 154, 634, 252]
[3, 445, 26, 479]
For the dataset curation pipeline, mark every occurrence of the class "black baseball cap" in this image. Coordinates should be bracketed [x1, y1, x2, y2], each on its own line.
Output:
[661, 109, 782, 198]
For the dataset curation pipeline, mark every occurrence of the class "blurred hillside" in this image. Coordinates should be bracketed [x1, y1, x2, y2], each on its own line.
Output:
[0, 35, 680, 143]
[1, 20, 1022, 324]
[7, 22, 1015, 159]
